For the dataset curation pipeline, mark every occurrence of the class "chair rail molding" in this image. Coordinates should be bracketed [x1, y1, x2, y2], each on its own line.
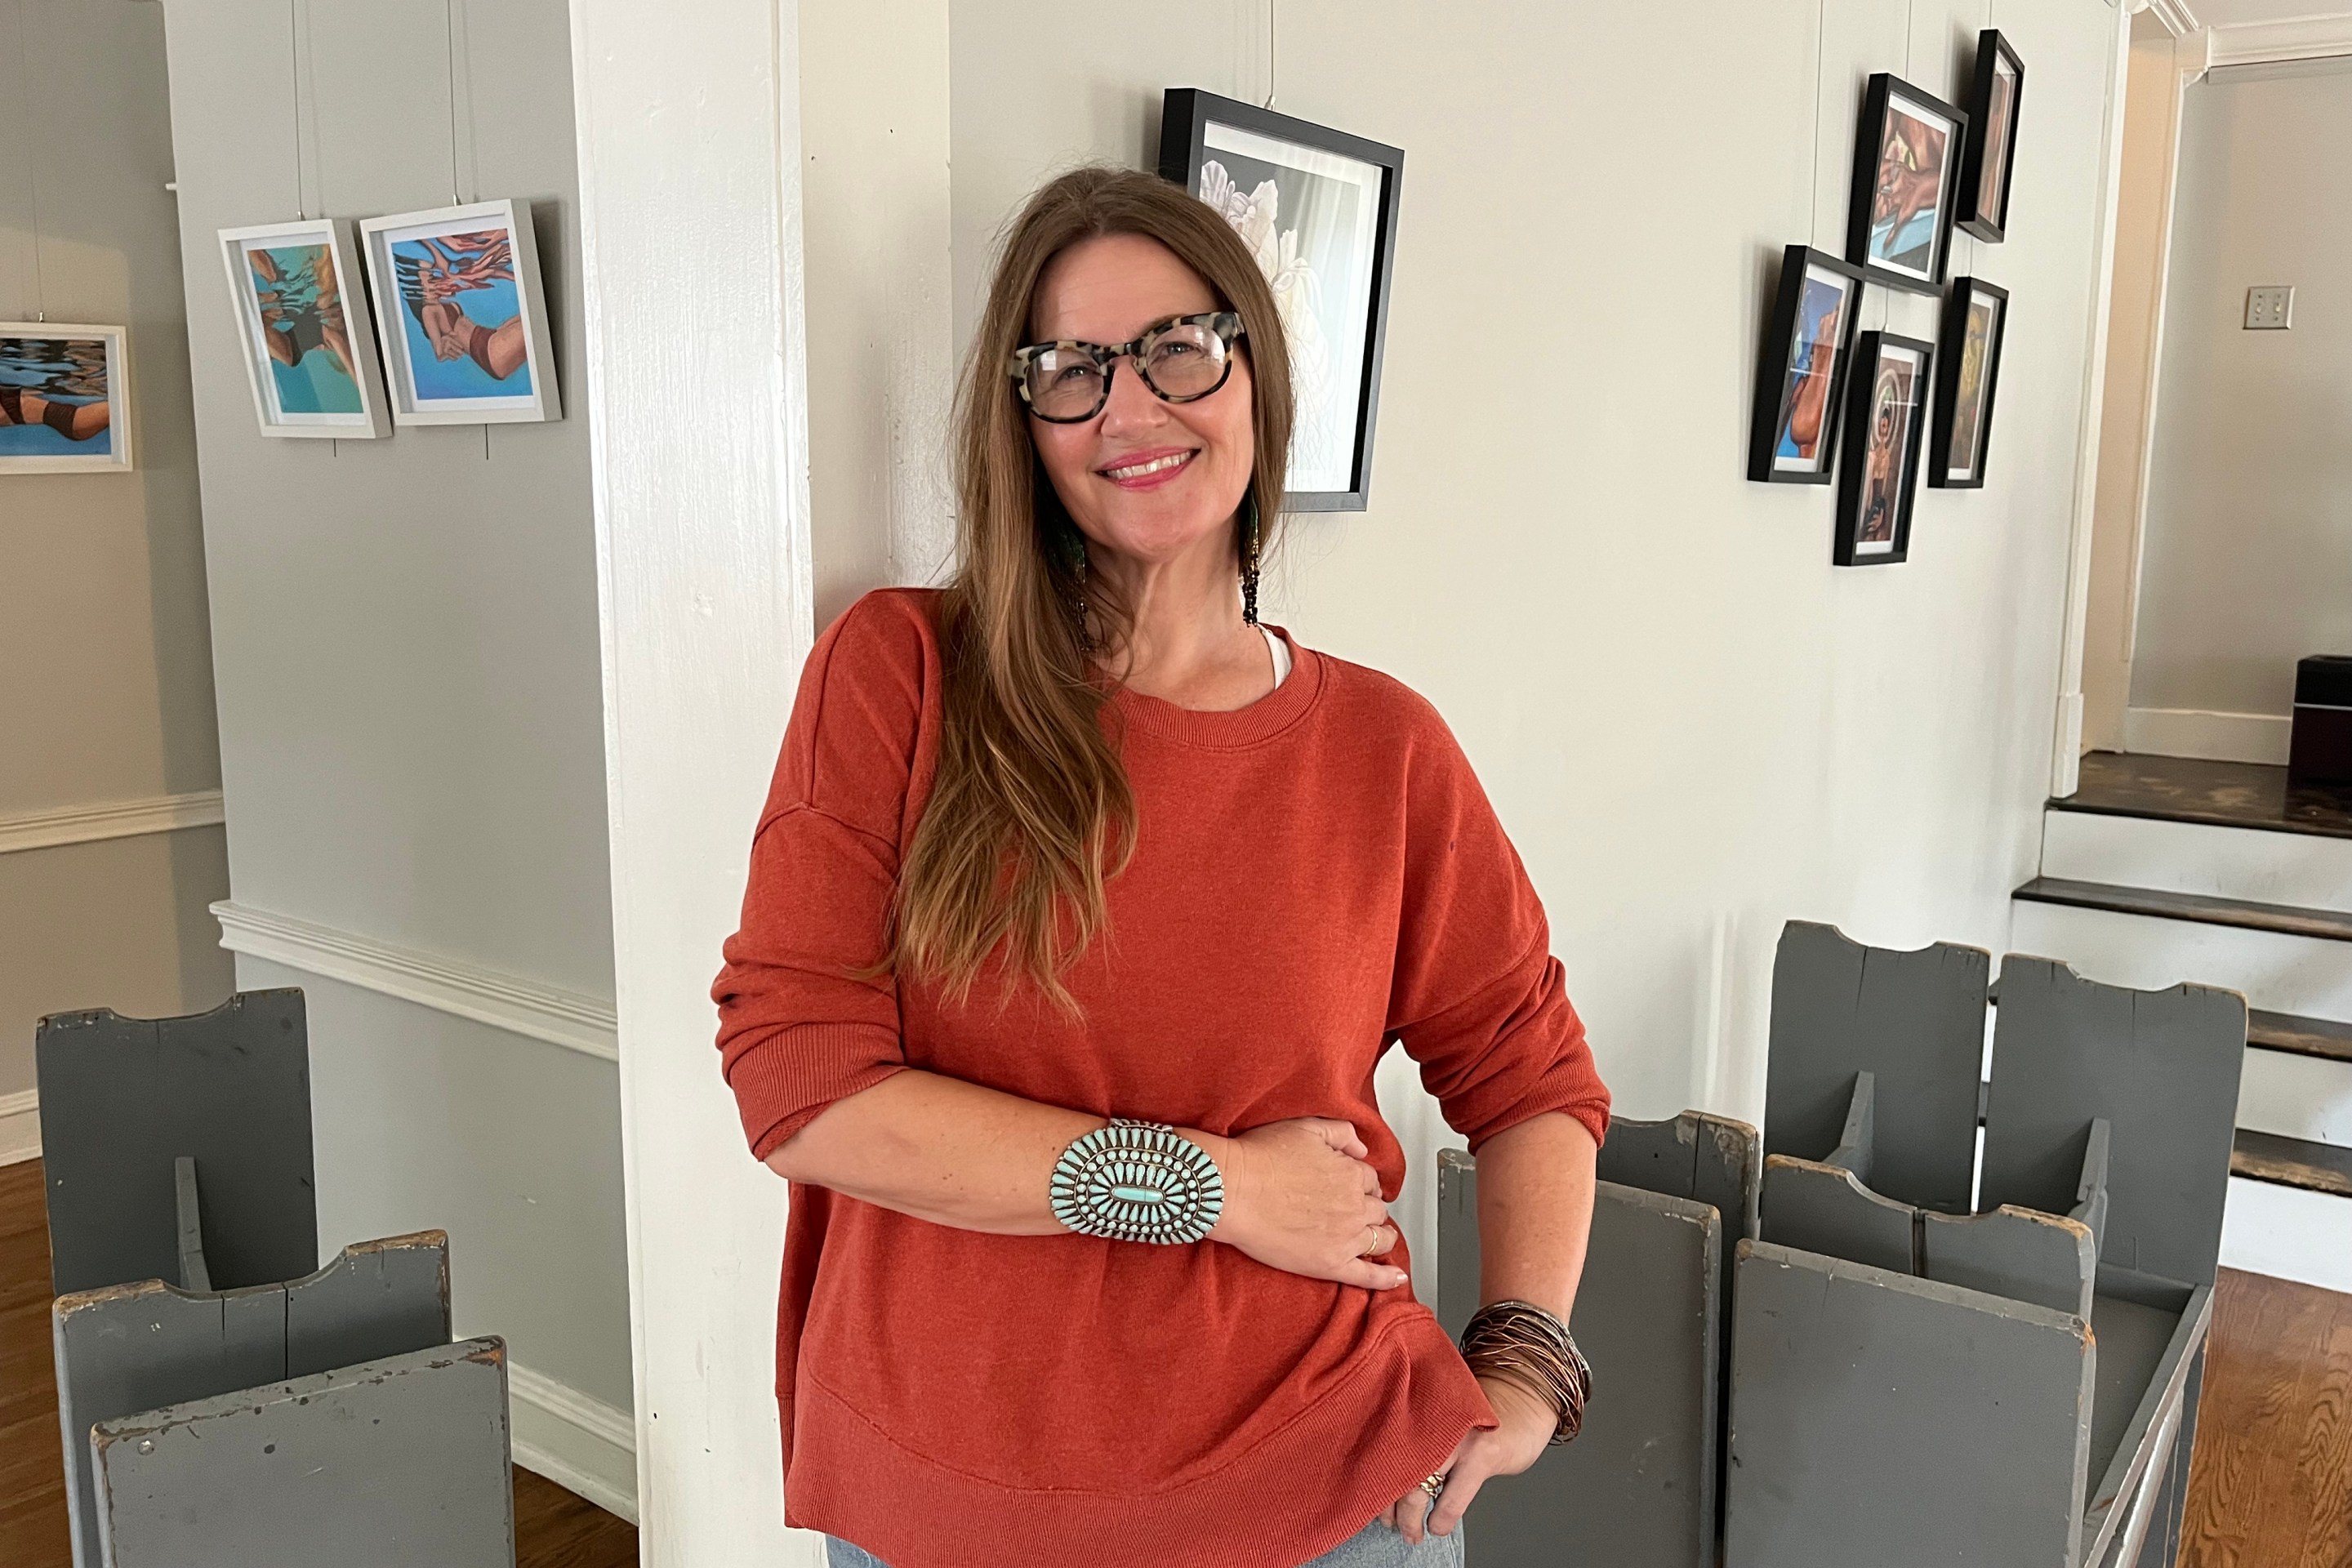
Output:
[0, 1089, 39, 1167]
[0, 791, 225, 856]
[210, 901, 619, 1062]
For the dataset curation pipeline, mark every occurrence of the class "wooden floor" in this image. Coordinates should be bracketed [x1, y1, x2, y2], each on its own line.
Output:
[2062, 750, 2352, 840]
[2182, 1268, 2352, 1568]
[0, 1159, 636, 1566]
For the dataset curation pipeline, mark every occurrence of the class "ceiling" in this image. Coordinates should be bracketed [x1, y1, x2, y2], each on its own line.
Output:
[2192, 1, 2352, 25]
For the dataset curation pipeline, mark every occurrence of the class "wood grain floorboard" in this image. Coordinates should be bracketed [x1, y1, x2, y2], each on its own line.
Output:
[0, 1159, 636, 1566]
[2182, 1267, 2352, 1568]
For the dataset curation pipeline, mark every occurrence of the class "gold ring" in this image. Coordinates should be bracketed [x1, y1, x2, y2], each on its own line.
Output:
[1419, 1471, 1446, 1499]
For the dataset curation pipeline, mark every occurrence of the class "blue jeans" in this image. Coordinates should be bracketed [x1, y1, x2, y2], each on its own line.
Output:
[822, 1501, 1464, 1567]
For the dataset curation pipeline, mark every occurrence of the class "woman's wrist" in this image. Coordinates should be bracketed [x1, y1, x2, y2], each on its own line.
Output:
[1178, 1127, 1245, 1245]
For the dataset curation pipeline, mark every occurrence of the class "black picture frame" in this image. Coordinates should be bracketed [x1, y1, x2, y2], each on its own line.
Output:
[1928, 278, 2009, 489]
[1846, 74, 1970, 296]
[1748, 245, 1868, 485]
[1834, 331, 1936, 566]
[1159, 88, 1404, 513]
[1955, 32, 2025, 243]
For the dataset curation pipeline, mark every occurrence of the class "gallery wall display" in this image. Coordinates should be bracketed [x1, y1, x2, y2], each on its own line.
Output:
[1833, 331, 1935, 566]
[358, 199, 562, 426]
[1846, 74, 1969, 294]
[1955, 32, 2025, 243]
[1159, 88, 1403, 512]
[1929, 277, 2008, 489]
[1749, 246, 1867, 485]
[0, 323, 133, 474]
[219, 219, 391, 439]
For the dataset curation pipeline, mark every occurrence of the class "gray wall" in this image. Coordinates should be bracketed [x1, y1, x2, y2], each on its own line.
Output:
[0, 0, 230, 1096]
[158, 0, 629, 1414]
[2132, 59, 2352, 719]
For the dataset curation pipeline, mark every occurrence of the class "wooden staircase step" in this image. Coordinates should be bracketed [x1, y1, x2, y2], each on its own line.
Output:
[2233, 1129, 2352, 1198]
[2013, 877, 2352, 945]
[2251, 1010, 2352, 1065]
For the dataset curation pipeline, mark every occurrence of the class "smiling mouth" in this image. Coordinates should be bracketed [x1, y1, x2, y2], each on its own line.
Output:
[1101, 450, 1195, 483]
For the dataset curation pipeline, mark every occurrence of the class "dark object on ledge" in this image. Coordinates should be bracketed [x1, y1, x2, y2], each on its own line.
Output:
[2288, 655, 2352, 787]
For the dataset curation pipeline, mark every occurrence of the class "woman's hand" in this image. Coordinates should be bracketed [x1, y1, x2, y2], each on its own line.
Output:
[1377, 1376, 1554, 1544]
[1190, 1117, 1405, 1290]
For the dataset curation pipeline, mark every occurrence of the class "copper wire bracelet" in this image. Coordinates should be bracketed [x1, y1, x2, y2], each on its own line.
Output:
[1458, 1298, 1592, 1446]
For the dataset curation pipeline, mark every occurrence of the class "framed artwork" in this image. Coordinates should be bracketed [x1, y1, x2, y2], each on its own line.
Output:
[1955, 32, 2025, 243]
[358, 199, 560, 425]
[1846, 74, 1969, 294]
[1748, 245, 1866, 484]
[1160, 88, 1403, 512]
[0, 323, 132, 474]
[1929, 278, 2008, 489]
[1834, 331, 1934, 566]
[219, 218, 390, 439]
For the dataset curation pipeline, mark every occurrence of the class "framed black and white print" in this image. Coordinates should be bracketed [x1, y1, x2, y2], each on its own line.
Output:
[1748, 246, 1866, 484]
[1159, 89, 1403, 512]
[1834, 331, 1935, 566]
[1955, 32, 2025, 243]
[1929, 278, 2007, 489]
[1846, 74, 1969, 295]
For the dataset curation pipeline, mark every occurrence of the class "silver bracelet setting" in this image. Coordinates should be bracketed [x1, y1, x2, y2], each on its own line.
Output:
[1049, 1117, 1224, 1245]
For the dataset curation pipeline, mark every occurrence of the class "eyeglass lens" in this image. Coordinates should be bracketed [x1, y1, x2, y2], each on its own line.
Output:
[1023, 320, 1231, 421]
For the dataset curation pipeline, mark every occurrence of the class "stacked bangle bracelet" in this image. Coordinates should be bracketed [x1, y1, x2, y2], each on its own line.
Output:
[1458, 1298, 1592, 1445]
[1049, 1117, 1225, 1245]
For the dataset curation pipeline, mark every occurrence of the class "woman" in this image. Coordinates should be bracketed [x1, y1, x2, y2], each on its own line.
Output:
[715, 167, 1607, 1568]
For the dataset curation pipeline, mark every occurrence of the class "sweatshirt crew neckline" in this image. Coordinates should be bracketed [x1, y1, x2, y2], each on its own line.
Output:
[1106, 625, 1320, 751]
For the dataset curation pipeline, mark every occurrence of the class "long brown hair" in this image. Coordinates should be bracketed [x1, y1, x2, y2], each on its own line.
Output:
[891, 166, 1294, 1012]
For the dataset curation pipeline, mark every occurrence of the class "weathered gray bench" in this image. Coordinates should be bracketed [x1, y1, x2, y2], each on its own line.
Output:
[1438, 1110, 1760, 1566]
[1725, 923, 2243, 1568]
[36, 991, 516, 1568]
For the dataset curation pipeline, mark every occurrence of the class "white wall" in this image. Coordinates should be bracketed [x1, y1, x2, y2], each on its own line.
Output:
[2128, 56, 2352, 755]
[159, 0, 630, 1467]
[0, 0, 230, 1111]
[947, 0, 2125, 1262]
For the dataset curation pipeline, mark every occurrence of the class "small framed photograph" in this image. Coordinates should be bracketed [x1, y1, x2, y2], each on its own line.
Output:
[1846, 74, 1969, 294]
[358, 199, 561, 425]
[219, 218, 390, 439]
[1160, 88, 1403, 512]
[1929, 278, 2008, 489]
[1748, 245, 1867, 484]
[1835, 331, 1935, 566]
[1956, 33, 2025, 243]
[0, 323, 132, 474]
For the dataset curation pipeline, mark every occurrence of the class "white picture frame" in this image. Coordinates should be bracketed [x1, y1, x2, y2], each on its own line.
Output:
[358, 199, 562, 426]
[0, 323, 134, 474]
[218, 218, 392, 439]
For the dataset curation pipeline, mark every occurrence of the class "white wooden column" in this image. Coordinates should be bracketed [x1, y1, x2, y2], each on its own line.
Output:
[566, 0, 817, 1560]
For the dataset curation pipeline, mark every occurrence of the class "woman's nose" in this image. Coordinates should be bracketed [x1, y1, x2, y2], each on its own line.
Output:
[1097, 357, 1167, 434]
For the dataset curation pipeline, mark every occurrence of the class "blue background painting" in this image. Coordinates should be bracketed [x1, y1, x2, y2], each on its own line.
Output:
[253, 243, 363, 416]
[392, 232, 533, 402]
[1, 336, 114, 458]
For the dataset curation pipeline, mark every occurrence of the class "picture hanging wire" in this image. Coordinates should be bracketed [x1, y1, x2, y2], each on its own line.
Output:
[16, 0, 47, 318]
[444, 0, 463, 203]
[287, 0, 309, 220]
[1809, 0, 1826, 243]
[1263, 0, 1276, 109]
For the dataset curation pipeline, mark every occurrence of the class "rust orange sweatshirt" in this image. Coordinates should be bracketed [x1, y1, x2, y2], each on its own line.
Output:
[713, 588, 1610, 1568]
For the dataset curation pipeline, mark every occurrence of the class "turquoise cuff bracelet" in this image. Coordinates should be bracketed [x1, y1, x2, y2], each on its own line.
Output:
[1049, 1117, 1225, 1245]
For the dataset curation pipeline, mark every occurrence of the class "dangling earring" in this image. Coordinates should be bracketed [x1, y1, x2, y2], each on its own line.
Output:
[1067, 525, 1092, 648]
[1240, 492, 1263, 627]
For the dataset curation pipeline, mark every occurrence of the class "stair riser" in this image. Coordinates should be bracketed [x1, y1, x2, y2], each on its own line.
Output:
[2042, 810, 2352, 915]
[2221, 1175, 2352, 1294]
[2238, 1049, 2352, 1147]
[2009, 900, 2352, 1022]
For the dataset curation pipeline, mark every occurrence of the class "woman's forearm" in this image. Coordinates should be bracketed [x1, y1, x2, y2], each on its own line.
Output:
[1472, 1111, 1597, 1319]
[768, 1068, 1253, 1240]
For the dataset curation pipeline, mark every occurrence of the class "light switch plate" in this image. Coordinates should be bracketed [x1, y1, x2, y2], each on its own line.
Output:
[2246, 286, 2294, 330]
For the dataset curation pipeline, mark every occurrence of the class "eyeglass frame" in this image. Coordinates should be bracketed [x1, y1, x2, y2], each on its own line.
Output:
[1006, 310, 1248, 424]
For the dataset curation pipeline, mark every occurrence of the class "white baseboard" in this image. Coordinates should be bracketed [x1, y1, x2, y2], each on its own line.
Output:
[0, 791, 225, 856]
[212, 900, 619, 1063]
[510, 1360, 639, 1525]
[0, 1088, 38, 1167]
[2121, 706, 2292, 765]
